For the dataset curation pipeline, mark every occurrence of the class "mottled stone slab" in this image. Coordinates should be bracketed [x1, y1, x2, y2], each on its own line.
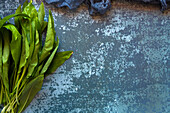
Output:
[0, 0, 170, 113]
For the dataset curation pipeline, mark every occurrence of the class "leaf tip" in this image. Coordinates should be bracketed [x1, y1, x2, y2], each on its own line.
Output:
[41, 2, 44, 6]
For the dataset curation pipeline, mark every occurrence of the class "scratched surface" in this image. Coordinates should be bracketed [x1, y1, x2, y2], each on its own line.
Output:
[0, 0, 170, 113]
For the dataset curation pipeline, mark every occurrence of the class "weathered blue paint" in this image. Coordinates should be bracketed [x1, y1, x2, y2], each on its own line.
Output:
[0, 0, 169, 113]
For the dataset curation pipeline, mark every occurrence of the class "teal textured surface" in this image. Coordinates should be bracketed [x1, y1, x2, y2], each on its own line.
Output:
[0, 0, 169, 112]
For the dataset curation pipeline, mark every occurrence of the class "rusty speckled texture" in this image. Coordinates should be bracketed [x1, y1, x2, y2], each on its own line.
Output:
[0, 0, 169, 113]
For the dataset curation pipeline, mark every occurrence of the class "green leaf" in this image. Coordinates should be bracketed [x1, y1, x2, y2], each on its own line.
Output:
[38, 2, 45, 28]
[34, 18, 42, 51]
[3, 24, 21, 68]
[0, 14, 29, 29]
[18, 74, 44, 113]
[45, 51, 73, 76]
[27, 30, 40, 78]
[25, 18, 39, 78]
[22, 0, 29, 11]
[42, 21, 47, 32]
[27, 18, 36, 62]
[35, 18, 42, 33]
[3, 24, 21, 40]
[18, 30, 29, 74]
[22, 2, 38, 19]
[20, 18, 31, 43]
[15, 5, 22, 30]
[39, 10, 55, 64]
[40, 37, 59, 75]
[2, 29, 10, 64]
[0, 32, 3, 80]
[34, 62, 44, 78]
[2, 29, 10, 92]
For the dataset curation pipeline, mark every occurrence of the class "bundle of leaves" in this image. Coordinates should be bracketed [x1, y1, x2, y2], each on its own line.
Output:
[0, 0, 73, 113]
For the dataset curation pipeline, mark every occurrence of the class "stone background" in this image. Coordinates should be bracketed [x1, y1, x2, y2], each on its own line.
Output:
[0, 0, 169, 113]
